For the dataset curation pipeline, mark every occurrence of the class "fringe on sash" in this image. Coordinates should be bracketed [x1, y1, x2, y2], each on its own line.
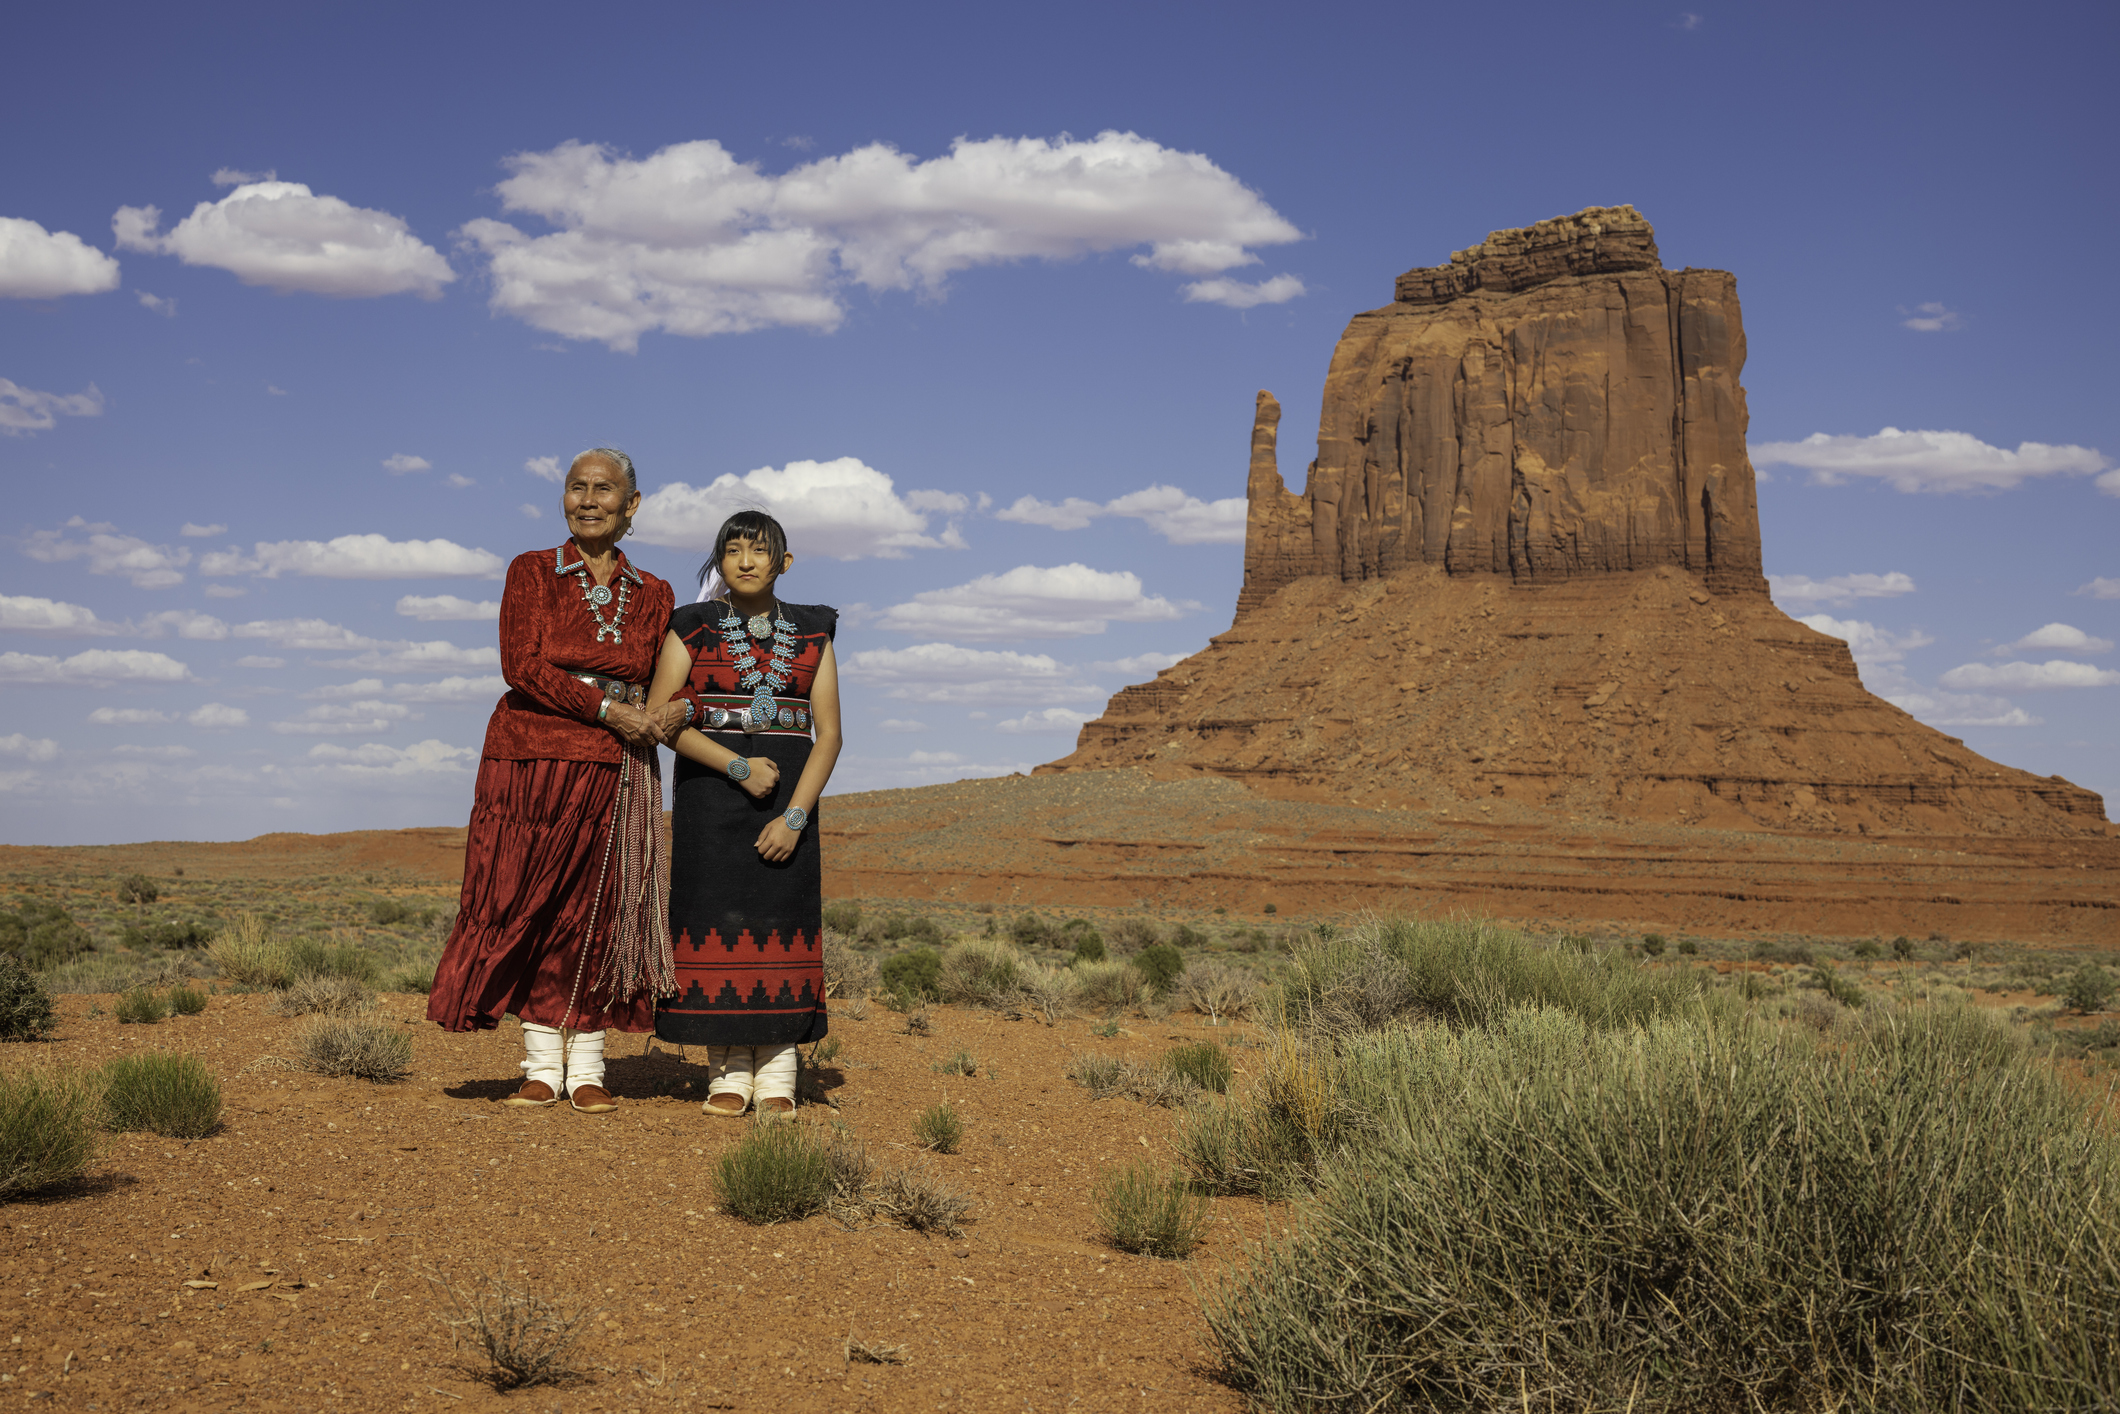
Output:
[585, 739, 675, 1006]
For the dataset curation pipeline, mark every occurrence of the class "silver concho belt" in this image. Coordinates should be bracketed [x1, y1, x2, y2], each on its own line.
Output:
[573, 673, 647, 708]
[696, 694, 811, 734]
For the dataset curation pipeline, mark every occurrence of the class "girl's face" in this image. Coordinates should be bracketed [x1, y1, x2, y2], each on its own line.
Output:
[721, 534, 793, 597]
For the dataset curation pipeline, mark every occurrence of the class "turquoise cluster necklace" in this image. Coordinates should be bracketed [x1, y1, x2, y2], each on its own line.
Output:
[717, 601, 797, 728]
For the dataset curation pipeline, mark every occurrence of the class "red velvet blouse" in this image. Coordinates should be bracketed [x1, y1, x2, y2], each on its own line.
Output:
[478, 545, 675, 764]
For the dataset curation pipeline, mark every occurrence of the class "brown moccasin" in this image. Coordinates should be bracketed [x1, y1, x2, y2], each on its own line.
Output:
[703, 1093, 747, 1117]
[502, 1079, 559, 1108]
[568, 1084, 618, 1114]
[755, 1096, 796, 1116]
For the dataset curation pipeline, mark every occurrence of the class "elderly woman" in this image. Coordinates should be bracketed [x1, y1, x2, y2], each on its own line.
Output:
[427, 447, 684, 1114]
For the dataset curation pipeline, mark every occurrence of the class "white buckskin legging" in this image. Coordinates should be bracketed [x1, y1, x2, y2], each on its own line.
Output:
[707, 1044, 798, 1108]
[520, 1023, 604, 1096]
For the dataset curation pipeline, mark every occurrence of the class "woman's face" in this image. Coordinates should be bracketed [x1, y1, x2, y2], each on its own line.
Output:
[720, 534, 793, 597]
[563, 456, 640, 548]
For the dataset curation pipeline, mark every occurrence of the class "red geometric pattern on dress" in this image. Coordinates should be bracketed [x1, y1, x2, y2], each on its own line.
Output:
[766, 929, 781, 952]
[738, 928, 756, 952]
[707, 927, 724, 952]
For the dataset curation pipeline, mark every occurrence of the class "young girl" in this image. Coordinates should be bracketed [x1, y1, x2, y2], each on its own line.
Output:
[647, 510, 842, 1114]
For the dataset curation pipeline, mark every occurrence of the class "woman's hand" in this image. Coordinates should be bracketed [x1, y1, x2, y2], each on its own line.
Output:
[650, 701, 688, 744]
[600, 700, 666, 752]
[738, 757, 780, 799]
[754, 816, 801, 862]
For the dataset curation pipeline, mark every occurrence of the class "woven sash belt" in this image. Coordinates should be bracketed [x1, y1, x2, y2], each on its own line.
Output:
[573, 673, 647, 708]
[694, 693, 813, 735]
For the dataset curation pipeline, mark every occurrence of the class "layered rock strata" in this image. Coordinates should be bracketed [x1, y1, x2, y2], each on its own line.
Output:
[1240, 204, 1763, 611]
[1042, 208, 2108, 837]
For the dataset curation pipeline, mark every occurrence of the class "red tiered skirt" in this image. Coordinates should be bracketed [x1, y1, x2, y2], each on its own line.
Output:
[426, 756, 655, 1034]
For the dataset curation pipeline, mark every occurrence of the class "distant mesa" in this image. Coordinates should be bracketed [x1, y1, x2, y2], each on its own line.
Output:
[1040, 207, 2108, 837]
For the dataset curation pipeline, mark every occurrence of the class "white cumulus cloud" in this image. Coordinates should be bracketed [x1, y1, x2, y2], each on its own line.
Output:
[837, 642, 1103, 705]
[1938, 660, 2120, 691]
[271, 700, 413, 735]
[1092, 650, 1192, 676]
[1996, 623, 2112, 656]
[876, 718, 928, 733]
[87, 707, 173, 725]
[1795, 615, 1935, 668]
[457, 131, 1303, 350]
[0, 734, 59, 762]
[995, 707, 1094, 734]
[877, 563, 1194, 640]
[113, 179, 454, 298]
[0, 648, 191, 685]
[637, 457, 967, 562]
[0, 595, 120, 635]
[136, 609, 229, 640]
[1766, 571, 1916, 606]
[22, 518, 188, 587]
[179, 522, 227, 538]
[382, 453, 432, 474]
[2075, 577, 2120, 600]
[997, 484, 1246, 545]
[1, 379, 106, 436]
[0, 216, 122, 298]
[1750, 428, 2107, 494]
[187, 702, 251, 728]
[328, 641, 501, 673]
[1180, 273, 1307, 308]
[385, 674, 506, 704]
[137, 290, 176, 317]
[396, 594, 500, 621]
[302, 739, 476, 778]
[524, 456, 564, 482]
[1900, 302, 1963, 333]
[201, 534, 505, 579]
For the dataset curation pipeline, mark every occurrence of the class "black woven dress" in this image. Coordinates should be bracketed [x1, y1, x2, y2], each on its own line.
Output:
[656, 599, 835, 1048]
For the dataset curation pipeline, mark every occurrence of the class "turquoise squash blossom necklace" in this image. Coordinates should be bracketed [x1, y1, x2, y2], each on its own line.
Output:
[718, 601, 797, 728]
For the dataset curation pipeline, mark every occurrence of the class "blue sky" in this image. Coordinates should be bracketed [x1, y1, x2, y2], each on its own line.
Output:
[3, 0, 2114, 845]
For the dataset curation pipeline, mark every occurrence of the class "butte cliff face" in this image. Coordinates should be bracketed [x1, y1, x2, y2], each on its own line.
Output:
[1240, 206, 1762, 611]
[1041, 207, 2108, 837]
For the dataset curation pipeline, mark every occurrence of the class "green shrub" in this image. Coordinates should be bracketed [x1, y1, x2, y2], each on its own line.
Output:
[1072, 959, 1143, 1012]
[1640, 932, 1667, 957]
[2063, 964, 2117, 1014]
[285, 938, 380, 984]
[822, 900, 862, 933]
[931, 1049, 979, 1077]
[0, 1067, 102, 1197]
[1853, 939, 1882, 959]
[1751, 939, 1815, 966]
[1201, 1003, 2120, 1412]
[1892, 935, 1916, 960]
[1071, 931, 1108, 965]
[879, 947, 941, 1003]
[120, 920, 214, 951]
[167, 984, 207, 1016]
[1263, 903, 1278, 916]
[1281, 915, 1712, 1038]
[100, 1052, 221, 1137]
[1164, 1041, 1233, 1094]
[1814, 962, 1867, 1010]
[939, 937, 1022, 1007]
[1171, 924, 1209, 950]
[386, 963, 436, 994]
[1095, 1160, 1210, 1259]
[1109, 918, 1162, 954]
[1009, 913, 1057, 948]
[879, 913, 942, 945]
[116, 875, 160, 905]
[0, 954, 57, 1042]
[715, 1117, 835, 1224]
[913, 1100, 964, 1153]
[296, 1017, 411, 1082]
[1676, 938, 1699, 956]
[207, 915, 293, 988]
[13, 910, 93, 971]
[115, 987, 169, 1024]
[1134, 943, 1186, 995]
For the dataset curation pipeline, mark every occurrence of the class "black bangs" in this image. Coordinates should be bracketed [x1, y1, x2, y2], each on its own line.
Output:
[698, 509, 789, 587]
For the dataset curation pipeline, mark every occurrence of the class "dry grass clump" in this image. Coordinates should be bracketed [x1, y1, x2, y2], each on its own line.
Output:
[717, 1118, 971, 1236]
[937, 938, 1077, 1021]
[207, 913, 293, 989]
[271, 973, 374, 1017]
[822, 931, 879, 998]
[295, 1016, 412, 1082]
[168, 983, 207, 1015]
[1068, 1051, 1199, 1108]
[433, 1273, 593, 1391]
[1072, 959, 1144, 1012]
[866, 1161, 972, 1235]
[844, 1335, 908, 1365]
[1163, 1040, 1233, 1094]
[0, 1066, 101, 1197]
[1108, 917, 1162, 955]
[100, 1052, 221, 1138]
[1171, 960, 1260, 1024]
[1095, 1159, 1210, 1259]
[913, 1100, 964, 1153]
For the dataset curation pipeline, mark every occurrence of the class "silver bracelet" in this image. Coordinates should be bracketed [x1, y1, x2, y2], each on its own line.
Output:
[783, 805, 808, 832]
[596, 697, 611, 722]
[725, 756, 751, 782]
